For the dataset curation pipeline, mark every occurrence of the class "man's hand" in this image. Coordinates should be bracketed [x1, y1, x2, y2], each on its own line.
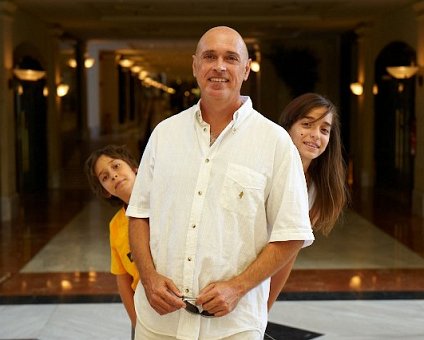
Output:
[142, 271, 186, 315]
[196, 280, 243, 317]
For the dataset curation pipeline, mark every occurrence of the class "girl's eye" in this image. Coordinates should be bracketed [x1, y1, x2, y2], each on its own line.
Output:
[101, 175, 108, 182]
[112, 162, 120, 169]
[321, 128, 330, 135]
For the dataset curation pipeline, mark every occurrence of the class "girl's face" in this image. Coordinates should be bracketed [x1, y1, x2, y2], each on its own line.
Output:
[288, 107, 333, 171]
[94, 155, 137, 204]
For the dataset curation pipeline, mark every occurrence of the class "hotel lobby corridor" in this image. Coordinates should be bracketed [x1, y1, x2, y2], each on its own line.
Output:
[0, 131, 424, 339]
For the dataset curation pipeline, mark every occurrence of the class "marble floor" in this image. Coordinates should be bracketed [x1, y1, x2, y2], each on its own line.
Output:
[1, 135, 424, 339]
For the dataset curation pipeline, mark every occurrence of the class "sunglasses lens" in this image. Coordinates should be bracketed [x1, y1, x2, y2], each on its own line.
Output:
[184, 300, 200, 314]
[183, 298, 215, 317]
[201, 310, 215, 317]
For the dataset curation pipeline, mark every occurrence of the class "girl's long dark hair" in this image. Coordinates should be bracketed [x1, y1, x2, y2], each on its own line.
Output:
[279, 93, 349, 235]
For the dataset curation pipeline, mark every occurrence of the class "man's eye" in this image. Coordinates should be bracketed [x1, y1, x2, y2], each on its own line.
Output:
[301, 122, 312, 128]
[226, 55, 238, 61]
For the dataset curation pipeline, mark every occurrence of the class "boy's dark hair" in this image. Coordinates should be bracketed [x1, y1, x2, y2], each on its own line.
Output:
[84, 144, 139, 206]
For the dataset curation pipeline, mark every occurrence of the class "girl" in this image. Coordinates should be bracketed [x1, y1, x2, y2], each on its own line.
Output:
[85, 145, 139, 339]
[268, 93, 349, 309]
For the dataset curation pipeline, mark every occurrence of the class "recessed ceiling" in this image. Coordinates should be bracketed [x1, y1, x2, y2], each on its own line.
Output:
[15, 0, 419, 80]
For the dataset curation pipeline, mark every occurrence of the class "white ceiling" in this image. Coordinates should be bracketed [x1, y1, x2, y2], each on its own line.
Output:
[15, 0, 419, 80]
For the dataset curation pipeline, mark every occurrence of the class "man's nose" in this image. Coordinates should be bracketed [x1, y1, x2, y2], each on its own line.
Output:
[214, 58, 226, 72]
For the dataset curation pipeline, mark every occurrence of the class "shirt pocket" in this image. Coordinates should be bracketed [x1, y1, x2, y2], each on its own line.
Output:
[220, 163, 266, 217]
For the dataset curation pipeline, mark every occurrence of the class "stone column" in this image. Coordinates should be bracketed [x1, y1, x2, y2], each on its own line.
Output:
[46, 25, 63, 188]
[413, 1, 424, 216]
[354, 24, 375, 188]
[0, 0, 18, 221]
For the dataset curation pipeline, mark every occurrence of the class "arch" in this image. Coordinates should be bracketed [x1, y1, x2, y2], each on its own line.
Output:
[374, 41, 416, 206]
[13, 44, 48, 193]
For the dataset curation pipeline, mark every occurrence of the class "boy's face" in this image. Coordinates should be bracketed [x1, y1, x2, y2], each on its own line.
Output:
[94, 155, 137, 204]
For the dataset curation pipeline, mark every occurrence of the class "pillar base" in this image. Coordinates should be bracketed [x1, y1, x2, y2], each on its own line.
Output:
[412, 189, 424, 217]
[1, 193, 19, 221]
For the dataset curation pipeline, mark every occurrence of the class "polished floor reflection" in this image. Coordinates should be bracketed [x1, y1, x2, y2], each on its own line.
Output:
[0, 134, 423, 339]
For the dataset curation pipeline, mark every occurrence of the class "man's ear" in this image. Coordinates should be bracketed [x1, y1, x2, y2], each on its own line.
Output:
[192, 55, 197, 77]
[244, 59, 251, 81]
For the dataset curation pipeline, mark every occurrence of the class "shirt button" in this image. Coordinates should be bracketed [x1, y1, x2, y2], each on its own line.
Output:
[192, 225, 196, 228]
[198, 191, 202, 195]
[205, 158, 210, 163]
[185, 288, 190, 294]
[203, 127, 207, 132]
[188, 257, 192, 261]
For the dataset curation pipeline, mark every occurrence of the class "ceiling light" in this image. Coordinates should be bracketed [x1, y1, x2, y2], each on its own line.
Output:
[13, 56, 46, 81]
[386, 66, 419, 79]
[119, 58, 134, 68]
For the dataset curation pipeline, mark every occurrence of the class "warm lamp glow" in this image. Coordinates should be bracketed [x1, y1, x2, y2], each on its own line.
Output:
[84, 57, 95, 68]
[386, 66, 419, 79]
[13, 69, 46, 81]
[131, 65, 142, 73]
[119, 58, 134, 68]
[68, 58, 77, 68]
[138, 70, 148, 80]
[250, 61, 260, 72]
[372, 84, 379, 95]
[350, 82, 363, 96]
[57, 83, 70, 97]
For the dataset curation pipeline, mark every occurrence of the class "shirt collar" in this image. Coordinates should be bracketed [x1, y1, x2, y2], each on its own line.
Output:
[194, 96, 252, 131]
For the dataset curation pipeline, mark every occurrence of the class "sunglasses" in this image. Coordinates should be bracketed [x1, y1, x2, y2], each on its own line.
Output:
[182, 296, 215, 318]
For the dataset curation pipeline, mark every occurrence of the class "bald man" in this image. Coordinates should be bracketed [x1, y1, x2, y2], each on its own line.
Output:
[127, 26, 314, 340]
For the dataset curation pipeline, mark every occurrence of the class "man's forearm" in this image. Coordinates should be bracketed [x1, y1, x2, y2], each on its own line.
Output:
[230, 240, 303, 297]
[128, 217, 156, 283]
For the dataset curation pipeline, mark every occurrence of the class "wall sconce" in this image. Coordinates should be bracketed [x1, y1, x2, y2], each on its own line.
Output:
[386, 65, 419, 79]
[13, 56, 46, 81]
[67, 57, 95, 69]
[68, 58, 77, 68]
[372, 84, 379, 95]
[84, 57, 95, 69]
[350, 82, 363, 96]
[57, 83, 70, 97]
[250, 61, 260, 73]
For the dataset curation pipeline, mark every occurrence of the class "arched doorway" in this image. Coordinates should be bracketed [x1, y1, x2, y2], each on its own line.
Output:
[374, 41, 416, 206]
[13, 54, 48, 193]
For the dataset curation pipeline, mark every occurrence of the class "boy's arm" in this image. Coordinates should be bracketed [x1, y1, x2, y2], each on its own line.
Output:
[116, 274, 136, 326]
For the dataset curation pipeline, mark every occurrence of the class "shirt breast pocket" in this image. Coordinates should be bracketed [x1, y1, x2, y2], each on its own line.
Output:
[220, 163, 266, 217]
